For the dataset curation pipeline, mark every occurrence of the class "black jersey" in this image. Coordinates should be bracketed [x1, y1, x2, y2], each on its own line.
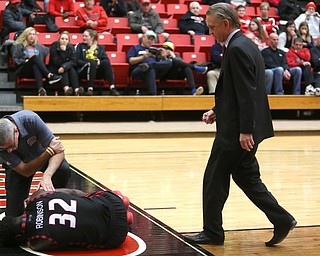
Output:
[21, 191, 128, 249]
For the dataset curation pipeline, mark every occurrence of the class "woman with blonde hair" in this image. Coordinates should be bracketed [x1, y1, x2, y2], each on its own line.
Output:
[49, 31, 83, 96]
[11, 27, 62, 96]
[297, 21, 314, 49]
[75, 29, 119, 96]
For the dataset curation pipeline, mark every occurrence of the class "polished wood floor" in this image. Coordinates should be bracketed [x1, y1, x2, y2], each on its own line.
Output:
[61, 134, 320, 255]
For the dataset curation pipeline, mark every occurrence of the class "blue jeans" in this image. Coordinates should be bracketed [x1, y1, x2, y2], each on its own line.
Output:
[265, 67, 302, 95]
[265, 67, 284, 94]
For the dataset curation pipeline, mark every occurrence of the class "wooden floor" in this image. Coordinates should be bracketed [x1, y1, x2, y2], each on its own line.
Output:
[60, 133, 320, 255]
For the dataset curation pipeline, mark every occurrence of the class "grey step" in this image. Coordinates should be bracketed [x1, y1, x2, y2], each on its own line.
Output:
[0, 104, 23, 112]
[0, 92, 17, 105]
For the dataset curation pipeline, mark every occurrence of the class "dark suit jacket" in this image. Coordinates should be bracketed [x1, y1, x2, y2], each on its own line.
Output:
[214, 31, 274, 150]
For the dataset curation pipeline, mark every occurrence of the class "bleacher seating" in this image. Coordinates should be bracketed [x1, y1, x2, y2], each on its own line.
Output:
[37, 33, 60, 46]
[150, 3, 167, 18]
[107, 17, 131, 35]
[182, 52, 208, 86]
[97, 33, 117, 51]
[161, 18, 180, 34]
[55, 17, 81, 33]
[167, 34, 194, 55]
[166, 4, 188, 20]
[245, 6, 256, 17]
[193, 35, 215, 55]
[116, 33, 140, 52]
[107, 51, 129, 88]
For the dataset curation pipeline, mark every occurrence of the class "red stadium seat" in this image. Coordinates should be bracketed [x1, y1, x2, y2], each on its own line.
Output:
[107, 51, 129, 87]
[150, 3, 167, 18]
[245, 6, 256, 17]
[69, 33, 84, 45]
[166, 34, 194, 55]
[161, 18, 180, 34]
[107, 17, 131, 35]
[166, 4, 188, 20]
[55, 16, 81, 33]
[193, 34, 215, 53]
[37, 32, 60, 46]
[116, 33, 140, 52]
[182, 52, 208, 86]
[97, 33, 116, 51]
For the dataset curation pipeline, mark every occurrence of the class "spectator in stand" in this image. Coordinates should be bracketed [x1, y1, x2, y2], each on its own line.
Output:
[237, 5, 251, 34]
[310, 35, 320, 95]
[126, 0, 140, 16]
[75, 29, 120, 96]
[0, 0, 34, 42]
[278, 20, 297, 52]
[48, 0, 76, 19]
[286, 37, 316, 95]
[257, 2, 279, 35]
[158, 41, 206, 95]
[297, 21, 314, 49]
[11, 27, 62, 96]
[295, 2, 320, 39]
[178, 1, 209, 36]
[100, 0, 128, 17]
[277, 0, 302, 22]
[126, 30, 172, 95]
[76, 0, 109, 33]
[230, 0, 247, 8]
[128, 0, 167, 42]
[206, 42, 222, 94]
[262, 33, 302, 95]
[48, 31, 83, 96]
[249, 18, 269, 49]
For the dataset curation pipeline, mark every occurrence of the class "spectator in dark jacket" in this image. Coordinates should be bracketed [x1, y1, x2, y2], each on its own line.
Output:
[127, 0, 140, 16]
[278, 0, 302, 21]
[0, 0, 34, 42]
[178, 1, 208, 36]
[310, 35, 320, 92]
[49, 31, 83, 96]
[100, 0, 127, 17]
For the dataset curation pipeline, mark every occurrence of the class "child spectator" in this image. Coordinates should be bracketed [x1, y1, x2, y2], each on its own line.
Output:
[278, 20, 297, 52]
[257, 2, 279, 35]
[297, 21, 314, 49]
[237, 5, 251, 33]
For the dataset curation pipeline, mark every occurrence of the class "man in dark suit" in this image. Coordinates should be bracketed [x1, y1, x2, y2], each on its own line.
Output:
[184, 3, 296, 247]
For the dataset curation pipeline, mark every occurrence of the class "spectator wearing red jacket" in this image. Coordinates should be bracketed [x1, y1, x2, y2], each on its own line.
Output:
[237, 5, 251, 33]
[76, 0, 108, 33]
[48, 0, 75, 18]
[286, 37, 315, 91]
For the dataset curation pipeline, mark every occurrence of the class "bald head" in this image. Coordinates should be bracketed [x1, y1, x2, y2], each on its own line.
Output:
[269, 33, 279, 50]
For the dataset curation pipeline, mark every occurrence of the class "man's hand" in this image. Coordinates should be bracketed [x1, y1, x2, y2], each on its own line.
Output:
[49, 137, 65, 154]
[283, 70, 291, 80]
[239, 133, 254, 151]
[202, 110, 216, 124]
[141, 26, 148, 33]
[39, 175, 55, 191]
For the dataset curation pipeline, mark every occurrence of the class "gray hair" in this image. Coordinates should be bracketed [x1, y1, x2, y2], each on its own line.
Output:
[206, 3, 240, 29]
[0, 119, 14, 146]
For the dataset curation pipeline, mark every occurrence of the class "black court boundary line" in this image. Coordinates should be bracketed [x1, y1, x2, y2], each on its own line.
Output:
[70, 164, 213, 256]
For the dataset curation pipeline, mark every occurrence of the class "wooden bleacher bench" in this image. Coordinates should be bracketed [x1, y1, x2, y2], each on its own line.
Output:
[23, 95, 320, 112]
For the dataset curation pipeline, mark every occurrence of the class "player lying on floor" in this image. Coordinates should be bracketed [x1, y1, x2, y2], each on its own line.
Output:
[0, 188, 132, 251]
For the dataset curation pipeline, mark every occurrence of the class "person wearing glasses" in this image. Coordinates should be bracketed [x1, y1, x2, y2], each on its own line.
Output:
[0, 110, 71, 217]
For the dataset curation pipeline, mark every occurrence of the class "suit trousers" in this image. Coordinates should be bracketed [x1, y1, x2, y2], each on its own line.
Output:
[203, 141, 294, 242]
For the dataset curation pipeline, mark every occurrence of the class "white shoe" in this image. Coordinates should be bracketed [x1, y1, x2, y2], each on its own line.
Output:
[305, 84, 316, 95]
[193, 86, 204, 96]
[315, 87, 320, 96]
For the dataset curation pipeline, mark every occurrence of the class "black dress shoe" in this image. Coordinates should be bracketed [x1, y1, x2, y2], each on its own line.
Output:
[184, 231, 224, 245]
[265, 219, 297, 247]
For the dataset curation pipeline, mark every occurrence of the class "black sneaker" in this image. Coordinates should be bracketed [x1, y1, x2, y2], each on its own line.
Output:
[38, 87, 47, 96]
[86, 88, 93, 96]
[75, 86, 85, 96]
[64, 87, 73, 96]
[48, 73, 62, 84]
[110, 87, 120, 96]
